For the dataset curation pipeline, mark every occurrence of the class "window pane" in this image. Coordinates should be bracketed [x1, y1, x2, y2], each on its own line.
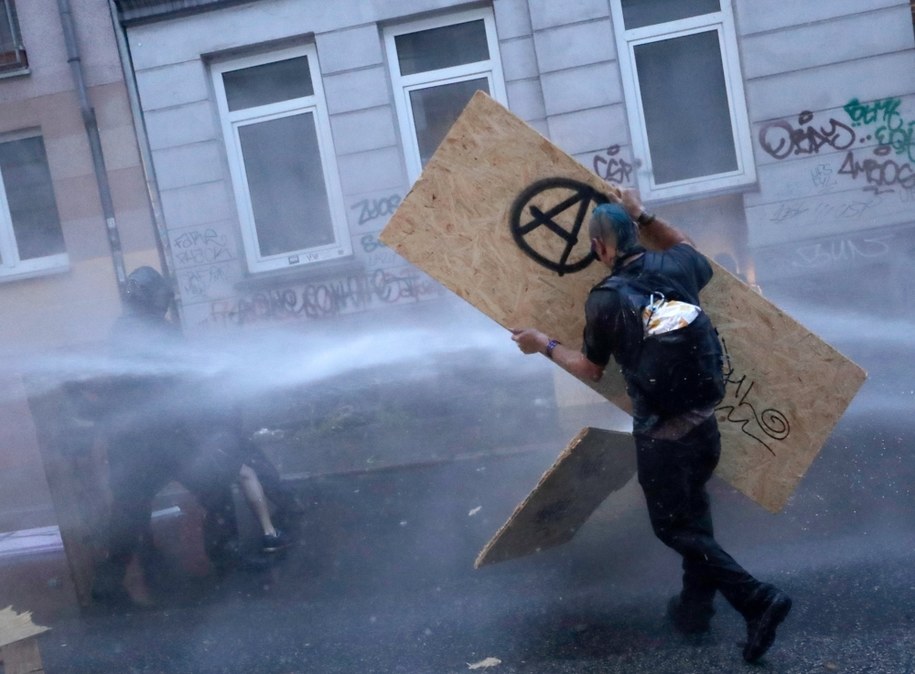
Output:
[0, 0, 15, 49]
[621, 0, 720, 29]
[238, 113, 334, 257]
[0, 136, 65, 260]
[396, 20, 489, 76]
[410, 78, 488, 166]
[634, 31, 737, 184]
[223, 56, 314, 112]
[0, 0, 27, 72]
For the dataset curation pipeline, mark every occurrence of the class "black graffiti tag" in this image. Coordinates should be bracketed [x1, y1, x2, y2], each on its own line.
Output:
[838, 147, 915, 194]
[759, 111, 856, 160]
[592, 145, 636, 184]
[715, 337, 790, 456]
[509, 178, 610, 276]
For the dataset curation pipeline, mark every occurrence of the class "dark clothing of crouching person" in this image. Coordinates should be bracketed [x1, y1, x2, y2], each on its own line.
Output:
[91, 266, 243, 606]
[510, 191, 792, 663]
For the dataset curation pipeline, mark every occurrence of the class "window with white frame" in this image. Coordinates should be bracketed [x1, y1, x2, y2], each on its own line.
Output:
[0, 0, 28, 74]
[212, 45, 350, 273]
[611, 0, 755, 200]
[0, 132, 67, 279]
[385, 8, 508, 183]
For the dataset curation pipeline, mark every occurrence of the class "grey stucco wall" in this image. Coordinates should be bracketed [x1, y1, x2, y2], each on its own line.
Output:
[123, 0, 915, 325]
[126, 0, 554, 330]
[735, 0, 915, 276]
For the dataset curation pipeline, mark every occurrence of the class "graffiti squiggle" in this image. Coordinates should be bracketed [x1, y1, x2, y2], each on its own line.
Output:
[716, 339, 791, 457]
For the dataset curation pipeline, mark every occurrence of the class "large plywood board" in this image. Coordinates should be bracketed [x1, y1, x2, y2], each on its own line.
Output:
[381, 91, 866, 512]
[475, 427, 636, 568]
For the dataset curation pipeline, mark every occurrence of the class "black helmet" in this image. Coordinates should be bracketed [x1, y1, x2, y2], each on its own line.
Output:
[125, 266, 173, 315]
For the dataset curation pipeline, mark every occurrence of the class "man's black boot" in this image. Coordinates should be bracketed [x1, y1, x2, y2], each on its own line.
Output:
[667, 595, 714, 635]
[743, 586, 792, 662]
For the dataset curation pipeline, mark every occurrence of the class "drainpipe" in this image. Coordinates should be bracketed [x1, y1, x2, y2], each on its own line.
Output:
[57, 0, 128, 299]
[105, 0, 173, 276]
[105, 0, 181, 324]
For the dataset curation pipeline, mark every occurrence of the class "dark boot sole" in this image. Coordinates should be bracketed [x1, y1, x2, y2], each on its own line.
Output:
[743, 594, 792, 662]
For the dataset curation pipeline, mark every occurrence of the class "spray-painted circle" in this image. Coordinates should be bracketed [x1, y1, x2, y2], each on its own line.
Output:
[509, 177, 611, 276]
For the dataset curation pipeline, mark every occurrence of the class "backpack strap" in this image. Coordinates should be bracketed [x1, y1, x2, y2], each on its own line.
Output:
[588, 274, 648, 373]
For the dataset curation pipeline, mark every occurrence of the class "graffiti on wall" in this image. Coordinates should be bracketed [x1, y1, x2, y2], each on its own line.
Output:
[171, 227, 235, 267]
[754, 228, 906, 281]
[767, 197, 881, 225]
[350, 194, 403, 226]
[591, 145, 638, 185]
[204, 266, 444, 327]
[758, 111, 856, 160]
[178, 263, 233, 300]
[837, 146, 915, 195]
[359, 232, 402, 268]
[759, 98, 915, 196]
[168, 187, 425, 329]
[790, 234, 893, 270]
[844, 97, 915, 162]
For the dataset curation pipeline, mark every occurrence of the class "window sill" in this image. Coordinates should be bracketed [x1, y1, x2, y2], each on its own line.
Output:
[640, 176, 759, 208]
[0, 261, 70, 284]
[0, 66, 30, 80]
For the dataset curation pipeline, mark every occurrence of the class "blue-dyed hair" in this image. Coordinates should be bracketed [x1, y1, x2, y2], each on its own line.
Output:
[589, 203, 644, 264]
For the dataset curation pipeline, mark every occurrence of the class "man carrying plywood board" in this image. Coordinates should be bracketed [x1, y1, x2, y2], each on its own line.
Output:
[511, 189, 794, 662]
[380, 91, 865, 664]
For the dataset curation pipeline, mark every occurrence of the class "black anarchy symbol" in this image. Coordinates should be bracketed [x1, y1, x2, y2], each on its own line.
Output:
[509, 177, 611, 276]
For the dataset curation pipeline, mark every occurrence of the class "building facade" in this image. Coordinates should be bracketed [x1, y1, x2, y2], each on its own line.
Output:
[1, 0, 913, 530]
[109, 0, 915, 331]
[110, 0, 915, 433]
[0, 0, 162, 530]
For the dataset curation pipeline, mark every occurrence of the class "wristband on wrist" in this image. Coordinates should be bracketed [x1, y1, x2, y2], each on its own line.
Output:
[546, 338, 560, 359]
[636, 211, 656, 227]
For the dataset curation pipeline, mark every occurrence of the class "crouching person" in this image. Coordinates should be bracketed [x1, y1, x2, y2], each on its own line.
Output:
[91, 267, 240, 607]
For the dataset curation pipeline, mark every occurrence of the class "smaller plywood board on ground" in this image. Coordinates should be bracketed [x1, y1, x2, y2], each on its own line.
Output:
[476, 427, 636, 568]
[381, 91, 866, 513]
[0, 606, 48, 674]
[0, 607, 48, 648]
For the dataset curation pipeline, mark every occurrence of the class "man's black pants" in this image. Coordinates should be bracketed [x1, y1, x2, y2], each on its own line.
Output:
[636, 415, 763, 618]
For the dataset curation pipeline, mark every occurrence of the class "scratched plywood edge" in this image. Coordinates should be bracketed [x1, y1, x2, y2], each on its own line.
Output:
[702, 271, 867, 512]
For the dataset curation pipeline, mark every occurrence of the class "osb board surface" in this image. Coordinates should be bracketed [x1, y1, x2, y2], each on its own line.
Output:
[475, 428, 636, 568]
[1, 637, 45, 674]
[381, 92, 866, 512]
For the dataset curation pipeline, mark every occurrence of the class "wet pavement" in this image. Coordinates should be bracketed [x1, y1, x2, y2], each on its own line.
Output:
[21, 404, 915, 674]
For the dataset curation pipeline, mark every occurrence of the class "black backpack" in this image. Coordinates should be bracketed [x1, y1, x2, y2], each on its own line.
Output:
[593, 262, 726, 417]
